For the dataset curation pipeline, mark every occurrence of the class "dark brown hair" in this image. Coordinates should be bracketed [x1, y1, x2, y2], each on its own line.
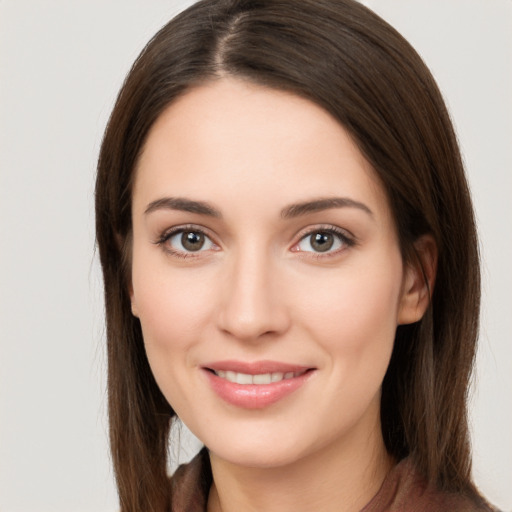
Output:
[95, 0, 482, 510]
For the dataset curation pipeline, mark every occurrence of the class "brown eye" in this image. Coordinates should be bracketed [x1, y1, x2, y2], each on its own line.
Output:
[295, 228, 351, 255]
[164, 228, 216, 255]
[181, 231, 205, 251]
[310, 232, 334, 252]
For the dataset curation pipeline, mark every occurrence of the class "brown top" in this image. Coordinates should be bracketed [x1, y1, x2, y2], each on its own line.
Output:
[170, 448, 495, 512]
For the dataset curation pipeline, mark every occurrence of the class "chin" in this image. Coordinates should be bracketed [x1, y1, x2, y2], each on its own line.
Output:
[190, 418, 305, 468]
[210, 443, 305, 469]
[198, 418, 343, 471]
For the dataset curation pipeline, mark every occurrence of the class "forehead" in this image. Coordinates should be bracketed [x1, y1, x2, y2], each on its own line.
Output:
[133, 78, 391, 225]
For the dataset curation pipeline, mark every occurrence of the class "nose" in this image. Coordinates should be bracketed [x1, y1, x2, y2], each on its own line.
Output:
[216, 246, 291, 342]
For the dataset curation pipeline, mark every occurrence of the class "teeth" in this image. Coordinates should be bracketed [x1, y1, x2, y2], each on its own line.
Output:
[214, 370, 304, 384]
[236, 372, 253, 385]
[271, 372, 284, 382]
[253, 373, 272, 384]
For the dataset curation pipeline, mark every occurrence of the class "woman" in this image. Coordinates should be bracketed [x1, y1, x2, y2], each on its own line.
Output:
[95, 0, 496, 510]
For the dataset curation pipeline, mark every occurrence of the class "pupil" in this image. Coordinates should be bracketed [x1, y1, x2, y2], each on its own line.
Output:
[182, 231, 204, 251]
[311, 232, 333, 252]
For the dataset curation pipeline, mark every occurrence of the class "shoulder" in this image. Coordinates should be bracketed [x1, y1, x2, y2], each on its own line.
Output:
[169, 447, 211, 512]
[363, 458, 498, 512]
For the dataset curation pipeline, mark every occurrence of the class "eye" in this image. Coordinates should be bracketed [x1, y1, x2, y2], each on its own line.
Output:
[293, 228, 354, 254]
[159, 227, 217, 256]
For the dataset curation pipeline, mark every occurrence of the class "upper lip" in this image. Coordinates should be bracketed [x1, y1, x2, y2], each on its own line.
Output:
[203, 360, 313, 374]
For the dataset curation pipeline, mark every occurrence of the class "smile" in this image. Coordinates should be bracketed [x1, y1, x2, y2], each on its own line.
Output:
[202, 361, 316, 409]
[212, 369, 308, 385]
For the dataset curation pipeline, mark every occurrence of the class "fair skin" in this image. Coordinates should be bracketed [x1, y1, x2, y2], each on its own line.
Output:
[130, 78, 435, 512]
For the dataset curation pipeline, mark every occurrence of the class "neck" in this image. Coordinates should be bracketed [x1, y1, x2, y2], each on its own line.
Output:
[207, 404, 394, 512]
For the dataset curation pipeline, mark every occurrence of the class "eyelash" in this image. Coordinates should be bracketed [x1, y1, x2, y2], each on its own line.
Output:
[291, 225, 356, 259]
[154, 224, 356, 259]
[154, 224, 217, 259]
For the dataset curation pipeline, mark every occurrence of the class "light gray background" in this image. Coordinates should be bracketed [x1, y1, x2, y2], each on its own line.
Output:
[0, 1, 510, 511]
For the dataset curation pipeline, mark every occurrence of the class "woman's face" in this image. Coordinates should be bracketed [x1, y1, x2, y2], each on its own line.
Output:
[130, 78, 422, 468]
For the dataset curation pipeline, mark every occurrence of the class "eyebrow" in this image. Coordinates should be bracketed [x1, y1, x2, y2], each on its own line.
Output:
[144, 196, 373, 219]
[144, 197, 221, 217]
[280, 197, 373, 218]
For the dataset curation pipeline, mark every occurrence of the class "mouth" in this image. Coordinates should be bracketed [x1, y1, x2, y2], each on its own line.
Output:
[207, 368, 310, 385]
[201, 361, 316, 409]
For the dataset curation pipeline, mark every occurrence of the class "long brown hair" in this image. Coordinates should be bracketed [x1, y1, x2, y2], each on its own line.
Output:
[95, 0, 482, 509]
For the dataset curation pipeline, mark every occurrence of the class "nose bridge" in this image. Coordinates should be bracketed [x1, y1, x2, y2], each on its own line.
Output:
[217, 241, 289, 341]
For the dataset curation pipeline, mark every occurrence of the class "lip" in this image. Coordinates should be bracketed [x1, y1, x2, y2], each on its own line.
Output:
[204, 359, 311, 374]
[201, 360, 316, 409]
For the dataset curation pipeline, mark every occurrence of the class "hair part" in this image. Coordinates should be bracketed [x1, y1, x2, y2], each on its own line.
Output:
[95, 1, 482, 509]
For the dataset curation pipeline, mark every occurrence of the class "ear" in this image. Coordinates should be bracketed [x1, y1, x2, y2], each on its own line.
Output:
[115, 231, 139, 318]
[398, 234, 438, 325]
[114, 233, 139, 318]
[129, 286, 139, 318]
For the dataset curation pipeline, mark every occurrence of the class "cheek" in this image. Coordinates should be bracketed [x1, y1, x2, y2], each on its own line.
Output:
[295, 259, 403, 428]
[296, 255, 403, 365]
[131, 258, 218, 353]
[131, 262, 221, 410]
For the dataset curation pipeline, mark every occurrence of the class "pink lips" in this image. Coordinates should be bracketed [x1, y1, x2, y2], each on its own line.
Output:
[202, 360, 315, 409]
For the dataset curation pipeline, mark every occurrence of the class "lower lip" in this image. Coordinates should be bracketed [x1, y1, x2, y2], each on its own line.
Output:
[203, 369, 314, 409]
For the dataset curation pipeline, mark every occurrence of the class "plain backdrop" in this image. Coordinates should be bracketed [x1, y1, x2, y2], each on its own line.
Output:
[0, 1, 510, 511]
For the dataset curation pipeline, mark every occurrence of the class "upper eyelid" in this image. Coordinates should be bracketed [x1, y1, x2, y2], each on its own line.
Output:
[157, 224, 216, 242]
[293, 224, 355, 242]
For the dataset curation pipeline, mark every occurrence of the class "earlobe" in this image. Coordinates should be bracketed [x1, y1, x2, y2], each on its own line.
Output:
[397, 234, 438, 325]
[116, 231, 138, 317]
[129, 287, 139, 318]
